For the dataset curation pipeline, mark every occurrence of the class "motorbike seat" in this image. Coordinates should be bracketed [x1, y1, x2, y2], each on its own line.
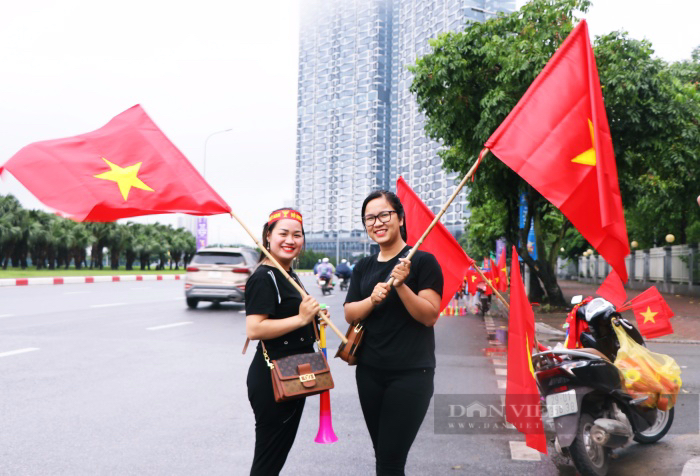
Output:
[577, 348, 611, 362]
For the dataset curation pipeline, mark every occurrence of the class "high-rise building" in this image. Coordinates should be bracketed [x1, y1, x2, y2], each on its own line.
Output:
[296, 0, 515, 259]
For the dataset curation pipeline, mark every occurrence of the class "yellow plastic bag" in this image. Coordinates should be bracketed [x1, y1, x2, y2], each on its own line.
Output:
[612, 323, 682, 411]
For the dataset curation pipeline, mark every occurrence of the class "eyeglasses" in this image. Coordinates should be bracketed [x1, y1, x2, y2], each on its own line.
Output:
[363, 210, 397, 227]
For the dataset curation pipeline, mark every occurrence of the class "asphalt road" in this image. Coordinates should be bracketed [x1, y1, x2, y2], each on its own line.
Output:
[1, 278, 698, 475]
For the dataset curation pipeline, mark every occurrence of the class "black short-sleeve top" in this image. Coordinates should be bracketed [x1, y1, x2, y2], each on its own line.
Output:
[245, 265, 315, 359]
[344, 245, 443, 370]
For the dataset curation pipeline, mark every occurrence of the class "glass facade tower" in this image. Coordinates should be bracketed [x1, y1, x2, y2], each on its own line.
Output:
[296, 0, 515, 259]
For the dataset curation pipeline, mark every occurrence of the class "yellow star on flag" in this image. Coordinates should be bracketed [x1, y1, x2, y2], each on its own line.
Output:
[94, 158, 154, 201]
[570, 119, 596, 166]
[471, 275, 477, 282]
[494, 277, 500, 284]
[640, 306, 658, 324]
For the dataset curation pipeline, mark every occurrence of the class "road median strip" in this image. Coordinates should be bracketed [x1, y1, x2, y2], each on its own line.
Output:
[0, 274, 183, 287]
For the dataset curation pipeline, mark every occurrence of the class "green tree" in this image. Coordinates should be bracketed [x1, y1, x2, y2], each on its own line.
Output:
[410, 0, 700, 303]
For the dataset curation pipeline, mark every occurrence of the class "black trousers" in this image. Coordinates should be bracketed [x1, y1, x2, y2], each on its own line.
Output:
[356, 364, 435, 476]
[247, 347, 307, 476]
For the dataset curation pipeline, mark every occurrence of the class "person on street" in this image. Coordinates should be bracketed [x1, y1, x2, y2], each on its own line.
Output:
[245, 208, 325, 476]
[317, 257, 335, 286]
[344, 190, 443, 475]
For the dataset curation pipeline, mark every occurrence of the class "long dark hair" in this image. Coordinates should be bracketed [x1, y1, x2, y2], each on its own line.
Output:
[258, 212, 306, 263]
[361, 190, 407, 242]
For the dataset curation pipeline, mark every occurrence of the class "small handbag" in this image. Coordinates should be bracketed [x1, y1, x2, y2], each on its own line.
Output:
[262, 323, 334, 403]
[335, 321, 365, 365]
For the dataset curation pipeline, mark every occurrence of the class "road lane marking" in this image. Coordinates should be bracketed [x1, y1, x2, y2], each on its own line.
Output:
[492, 358, 507, 366]
[495, 368, 508, 376]
[497, 379, 507, 390]
[147, 322, 193, 331]
[0, 314, 14, 319]
[0, 348, 40, 358]
[90, 303, 127, 308]
[509, 441, 541, 461]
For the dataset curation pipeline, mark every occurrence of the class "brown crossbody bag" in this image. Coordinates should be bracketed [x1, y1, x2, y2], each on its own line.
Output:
[262, 321, 334, 403]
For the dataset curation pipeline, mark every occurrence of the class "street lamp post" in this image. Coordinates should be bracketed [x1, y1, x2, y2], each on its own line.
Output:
[470, 6, 499, 16]
[203, 128, 233, 179]
[198, 128, 232, 249]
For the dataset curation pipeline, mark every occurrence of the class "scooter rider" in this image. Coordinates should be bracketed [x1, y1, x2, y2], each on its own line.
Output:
[317, 257, 335, 287]
[335, 259, 352, 289]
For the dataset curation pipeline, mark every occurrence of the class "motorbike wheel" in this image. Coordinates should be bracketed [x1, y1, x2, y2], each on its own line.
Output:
[569, 412, 610, 476]
[633, 407, 674, 444]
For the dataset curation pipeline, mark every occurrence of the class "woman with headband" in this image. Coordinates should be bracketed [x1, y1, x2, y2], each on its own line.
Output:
[245, 208, 323, 476]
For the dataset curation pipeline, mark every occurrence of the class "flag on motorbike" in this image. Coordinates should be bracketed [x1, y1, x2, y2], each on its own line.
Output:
[619, 287, 674, 339]
[483, 20, 630, 283]
[595, 270, 627, 308]
[505, 246, 548, 454]
[397, 177, 475, 311]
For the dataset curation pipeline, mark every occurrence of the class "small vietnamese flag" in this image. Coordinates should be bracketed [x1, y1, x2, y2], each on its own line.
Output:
[495, 248, 509, 292]
[620, 287, 674, 339]
[466, 267, 482, 294]
[505, 245, 547, 454]
[0, 105, 231, 222]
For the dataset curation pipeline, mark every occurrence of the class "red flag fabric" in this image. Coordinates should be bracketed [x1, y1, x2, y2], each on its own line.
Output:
[496, 249, 509, 292]
[505, 245, 548, 453]
[622, 287, 674, 339]
[488, 258, 499, 292]
[596, 270, 627, 308]
[396, 177, 474, 311]
[484, 20, 630, 282]
[0, 105, 231, 222]
[466, 268, 482, 294]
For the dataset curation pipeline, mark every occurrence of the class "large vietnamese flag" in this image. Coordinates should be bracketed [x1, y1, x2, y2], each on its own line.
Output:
[484, 20, 629, 282]
[397, 177, 474, 311]
[506, 245, 548, 453]
[0, 105, 231, 222]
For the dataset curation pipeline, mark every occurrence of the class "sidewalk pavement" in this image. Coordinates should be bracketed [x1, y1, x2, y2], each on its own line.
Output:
[486, 280, 700, 345]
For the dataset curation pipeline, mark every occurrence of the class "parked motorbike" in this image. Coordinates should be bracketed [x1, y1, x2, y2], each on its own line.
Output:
[532, 297, 674, 476]
[318, 276, 334, 295]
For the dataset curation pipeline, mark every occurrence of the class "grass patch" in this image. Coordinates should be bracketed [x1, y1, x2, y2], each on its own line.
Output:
[0, 268, 184, 278]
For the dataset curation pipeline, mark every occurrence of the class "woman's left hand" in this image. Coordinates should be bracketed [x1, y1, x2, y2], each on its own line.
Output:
[391, 258, 411, 287]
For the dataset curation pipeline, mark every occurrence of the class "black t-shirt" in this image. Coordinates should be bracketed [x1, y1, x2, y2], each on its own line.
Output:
[245, 265, 316, 359]
[345, 245, 443, 370]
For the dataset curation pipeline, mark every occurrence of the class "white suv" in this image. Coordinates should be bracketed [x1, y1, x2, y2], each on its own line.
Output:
[184, 247, 259, 309]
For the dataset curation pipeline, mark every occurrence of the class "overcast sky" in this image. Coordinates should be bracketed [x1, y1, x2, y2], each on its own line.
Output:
[1, 0, 698, 246]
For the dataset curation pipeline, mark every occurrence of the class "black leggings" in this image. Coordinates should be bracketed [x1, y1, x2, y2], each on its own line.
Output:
[247, 348, 307, 476]
[356, 365, 434, 476]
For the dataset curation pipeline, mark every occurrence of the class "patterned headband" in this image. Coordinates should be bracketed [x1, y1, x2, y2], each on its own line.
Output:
[268, 208, 303, 226]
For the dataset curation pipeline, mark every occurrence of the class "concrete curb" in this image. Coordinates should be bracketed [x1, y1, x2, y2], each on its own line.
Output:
[0, 274, 183, 287]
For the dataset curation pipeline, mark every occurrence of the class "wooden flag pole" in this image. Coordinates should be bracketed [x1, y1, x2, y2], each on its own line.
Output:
[472, 265, 510, 311]
[395, 148, 509, 310]
[229, 211, 348, 344]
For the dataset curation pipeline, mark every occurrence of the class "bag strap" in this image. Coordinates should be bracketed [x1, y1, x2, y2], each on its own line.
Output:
[242, 268, 320, 355]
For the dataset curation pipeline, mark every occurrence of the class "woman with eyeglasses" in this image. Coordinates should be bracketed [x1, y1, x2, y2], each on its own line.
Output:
[344, 190, 443, 476]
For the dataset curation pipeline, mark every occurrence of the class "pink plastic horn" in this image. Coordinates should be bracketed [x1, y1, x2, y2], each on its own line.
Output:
[315, 307, 338, 444]
[315, 390, 338, 444]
